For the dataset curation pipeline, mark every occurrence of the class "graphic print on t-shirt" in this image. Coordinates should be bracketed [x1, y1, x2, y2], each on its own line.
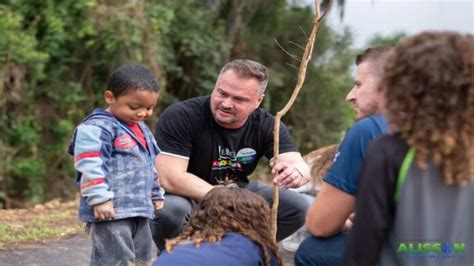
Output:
[236, 148, 257, 163]
[212, 146, 257, 185]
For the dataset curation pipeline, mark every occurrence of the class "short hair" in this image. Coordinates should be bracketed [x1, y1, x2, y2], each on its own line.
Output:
[106, 63, 159, 97]
[219, 59, 269, 93]
[383, 31, 473, 186]
[356, 44, 395, 79]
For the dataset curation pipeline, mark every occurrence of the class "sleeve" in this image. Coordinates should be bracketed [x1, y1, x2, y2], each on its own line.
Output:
[149, 136, 165, 200]
[323, 118, 381, 196]
[151, 178, 165, 200]
[73, 124, 114, 206]
[154, 104, 195, 158]
[264, 121, 298, 160]
[342, 136, 403, 266]
[152, 154, 165, 200]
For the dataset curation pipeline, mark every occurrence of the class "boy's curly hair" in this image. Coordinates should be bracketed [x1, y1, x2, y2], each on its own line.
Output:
[165, 187, 282, 266]
[383, 31, 474, 186]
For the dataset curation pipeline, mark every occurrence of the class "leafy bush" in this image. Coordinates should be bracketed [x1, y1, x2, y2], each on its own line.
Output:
[0, 0, 355, 207]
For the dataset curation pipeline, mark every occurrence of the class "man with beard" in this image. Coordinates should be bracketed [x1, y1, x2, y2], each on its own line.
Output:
[151, 59, 311, 254]
[295, 45, 394, 266]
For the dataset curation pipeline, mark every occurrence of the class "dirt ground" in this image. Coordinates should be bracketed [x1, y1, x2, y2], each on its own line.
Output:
[0, 145, 335, 264]
[0, 200, 296, 265]
[0, 199, 83, 250]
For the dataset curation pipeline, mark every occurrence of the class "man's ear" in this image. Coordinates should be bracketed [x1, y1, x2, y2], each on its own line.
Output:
[377, 86, 387, 113]
[104, 90, 114, 105]
[256, 93, 265, 108]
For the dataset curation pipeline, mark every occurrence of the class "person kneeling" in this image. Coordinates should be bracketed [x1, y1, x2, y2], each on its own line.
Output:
[154, 187, 281, 266]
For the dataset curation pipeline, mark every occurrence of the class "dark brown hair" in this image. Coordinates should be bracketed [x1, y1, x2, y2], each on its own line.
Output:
[106, 63, 159, 97]
[383, 31, 474, 186]
[165, 187, 282, 266]
[356, 44, 395, 80]
[219, 59, 269, 93]
[356, 44, 395, 65]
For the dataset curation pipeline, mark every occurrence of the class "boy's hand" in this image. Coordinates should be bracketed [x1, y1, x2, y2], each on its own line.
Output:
[153, 200, 164, 212]
[93, 200, 115, 221]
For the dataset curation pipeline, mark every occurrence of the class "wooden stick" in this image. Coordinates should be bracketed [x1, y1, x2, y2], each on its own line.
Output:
[270, 0, 332, 242]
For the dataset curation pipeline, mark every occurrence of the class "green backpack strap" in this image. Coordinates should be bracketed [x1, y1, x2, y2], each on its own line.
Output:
[394, 147, 416, 202]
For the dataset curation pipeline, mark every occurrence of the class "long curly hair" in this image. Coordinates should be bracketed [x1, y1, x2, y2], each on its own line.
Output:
[382, 31, 474, 186]
[165, 187, 282, 266]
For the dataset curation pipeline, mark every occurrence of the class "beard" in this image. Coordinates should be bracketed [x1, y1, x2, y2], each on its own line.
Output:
[355, 101, 381, 120]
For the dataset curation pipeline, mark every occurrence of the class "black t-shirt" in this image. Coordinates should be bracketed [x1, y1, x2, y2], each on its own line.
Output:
[343, 134, 408, 265]
[155, 96, 297, 186]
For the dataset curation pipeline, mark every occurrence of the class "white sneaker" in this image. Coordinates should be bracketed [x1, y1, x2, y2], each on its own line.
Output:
[281, 227, 309, 253]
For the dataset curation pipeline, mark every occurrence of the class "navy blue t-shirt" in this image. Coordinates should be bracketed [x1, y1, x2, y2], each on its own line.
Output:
[154, 232, 276, 266]
[323, 115, 388, 196]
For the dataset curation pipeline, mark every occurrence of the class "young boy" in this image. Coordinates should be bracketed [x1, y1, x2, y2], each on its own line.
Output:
[68, 63, 165, 265]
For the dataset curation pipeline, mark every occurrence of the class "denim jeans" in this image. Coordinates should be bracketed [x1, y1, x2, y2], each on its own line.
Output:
[294, 232, 348, 266]
[87, 217, 152, 266]
[150, 180, 309, 252]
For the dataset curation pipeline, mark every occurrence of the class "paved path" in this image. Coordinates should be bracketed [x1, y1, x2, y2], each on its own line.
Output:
[0, 235, 91, 266]
[0, 235, 295, 266]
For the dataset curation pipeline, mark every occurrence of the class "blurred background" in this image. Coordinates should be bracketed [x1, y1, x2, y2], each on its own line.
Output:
[0, 0, 472, 208]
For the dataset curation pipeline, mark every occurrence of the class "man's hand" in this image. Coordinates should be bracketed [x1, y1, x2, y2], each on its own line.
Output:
[93, 200, 115, 221]
[271, 160, 308, 189]
[153, 199, 164, 212]
[343, 212, 356, 230]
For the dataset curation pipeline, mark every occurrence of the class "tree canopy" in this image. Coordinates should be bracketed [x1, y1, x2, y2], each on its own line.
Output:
[0, 0, 356, 207]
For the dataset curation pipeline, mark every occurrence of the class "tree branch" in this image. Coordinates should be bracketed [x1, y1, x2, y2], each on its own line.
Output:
[270, 0, 333, 241]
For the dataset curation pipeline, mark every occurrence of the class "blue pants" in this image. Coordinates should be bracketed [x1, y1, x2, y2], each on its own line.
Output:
[294, 232, 348, 266]
[150, 180, 309, 252]
[87, 217, 152, 266]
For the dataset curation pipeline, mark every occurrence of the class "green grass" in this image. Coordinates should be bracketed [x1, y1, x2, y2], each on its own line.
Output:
[0, 207, 83, 250]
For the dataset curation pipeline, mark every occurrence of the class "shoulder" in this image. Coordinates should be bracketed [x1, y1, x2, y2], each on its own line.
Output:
[342, 115, 388, 145]
[362, 134, 409, 184]
[350, 114, 388, 134]
[78, 109, 116, 134]
[367, 133, 408, 160]
[360, 134, 409, 198]
[252, 108, 274, 119]
[249, 108, 289, 131]
[162, 96, 209, 117]
[221, 233, 264, 258]
[223, 232, 257, 244]
[158, 97, 209, 131]
[251, 108, 278, 124]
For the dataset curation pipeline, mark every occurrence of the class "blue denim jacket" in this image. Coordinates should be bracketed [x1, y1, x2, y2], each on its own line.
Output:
[68, 108, 165, 222]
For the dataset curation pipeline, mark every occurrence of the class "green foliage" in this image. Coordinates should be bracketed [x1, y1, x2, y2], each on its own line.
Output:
[237, 3, 355, 152]
[0, 0, 355, 206]
[0, 6, 49, 66]
[11, 158, 46, 203]
[8, 117, 40, 146]
[367, 31, 407, 46]
[153, 0, 231, 105]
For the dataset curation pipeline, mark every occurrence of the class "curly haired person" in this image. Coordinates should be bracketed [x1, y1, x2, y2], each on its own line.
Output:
[154, 187, 281, 266]
[343, 31, 473, 266]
